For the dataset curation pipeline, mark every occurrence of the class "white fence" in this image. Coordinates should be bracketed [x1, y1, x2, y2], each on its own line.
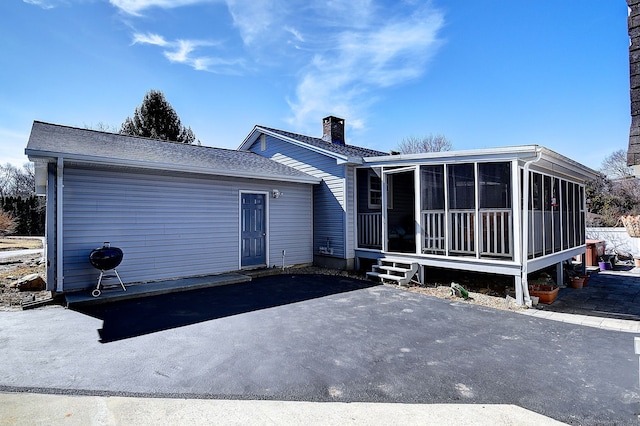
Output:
[585, 227, 640, 258]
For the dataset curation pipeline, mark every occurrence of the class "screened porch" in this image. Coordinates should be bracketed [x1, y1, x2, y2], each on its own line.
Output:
[356, 160, 587, 264]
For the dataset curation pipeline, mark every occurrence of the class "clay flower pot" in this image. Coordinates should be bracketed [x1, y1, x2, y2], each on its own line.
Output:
[528, 285, 559, 304]
[580, 274, 589, 287]
[571, 276, 584, 289]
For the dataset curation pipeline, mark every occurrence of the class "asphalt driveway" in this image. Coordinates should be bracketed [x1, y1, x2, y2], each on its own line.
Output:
[1, 274, 639, 424]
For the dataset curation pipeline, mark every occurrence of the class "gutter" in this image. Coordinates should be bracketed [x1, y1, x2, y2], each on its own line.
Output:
[519, 148, 542, 307]
[26, 150, 320, 185]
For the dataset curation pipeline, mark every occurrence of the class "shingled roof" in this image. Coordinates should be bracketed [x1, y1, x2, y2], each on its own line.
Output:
[25, 121, 319, 184]
[255, 126, 388, 158]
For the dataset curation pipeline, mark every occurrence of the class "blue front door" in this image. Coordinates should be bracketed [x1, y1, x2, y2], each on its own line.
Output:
[241, 193, 266, 267]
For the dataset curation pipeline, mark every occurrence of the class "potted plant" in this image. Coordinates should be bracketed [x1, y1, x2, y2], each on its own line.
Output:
[528, 274, 559, 304]
[566, 267, 588, 288]
[570, 276, 585, 289]
[598, 256, 611, 271]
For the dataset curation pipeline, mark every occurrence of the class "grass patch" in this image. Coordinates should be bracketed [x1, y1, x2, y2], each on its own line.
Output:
[0, 237, 42, 251]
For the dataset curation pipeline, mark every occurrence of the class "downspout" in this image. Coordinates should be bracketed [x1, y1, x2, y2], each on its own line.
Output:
[520, 149, 542, 307]
[56, 157, 64, 292]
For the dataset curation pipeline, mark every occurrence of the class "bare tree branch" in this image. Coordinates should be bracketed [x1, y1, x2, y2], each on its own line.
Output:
[397, 134, 452, 154]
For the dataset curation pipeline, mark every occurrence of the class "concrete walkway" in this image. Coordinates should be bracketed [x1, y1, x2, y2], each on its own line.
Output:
[520, 265, 640, 332]
[1, 393, 563, 425]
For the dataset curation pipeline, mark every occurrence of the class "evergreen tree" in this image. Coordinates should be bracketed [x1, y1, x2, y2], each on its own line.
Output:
[120, 90, 197, 144]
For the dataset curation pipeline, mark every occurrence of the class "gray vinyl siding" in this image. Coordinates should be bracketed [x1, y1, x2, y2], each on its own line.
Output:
[249, 135, 347, 259]
[61, 165, 312, 291]
[344, 165, 355, 260]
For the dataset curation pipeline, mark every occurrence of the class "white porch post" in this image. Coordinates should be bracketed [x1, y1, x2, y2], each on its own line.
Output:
[474, 162, 480, 259]
[511, 160, 523, 304]
[415, 166, 421, 255]
[520, 150, 542, 307]
[381, 168, 387, 252]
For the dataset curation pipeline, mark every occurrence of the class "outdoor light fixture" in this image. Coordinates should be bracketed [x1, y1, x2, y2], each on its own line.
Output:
[272, 189, 281, 199]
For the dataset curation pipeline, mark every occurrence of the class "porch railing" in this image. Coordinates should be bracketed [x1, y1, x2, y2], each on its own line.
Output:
[358, 212, 382, 248]
[422, 210, 445, 254]
[449, 210, 476, 255]
[359, 209, 513, 258]
[480, 209, 512, 257]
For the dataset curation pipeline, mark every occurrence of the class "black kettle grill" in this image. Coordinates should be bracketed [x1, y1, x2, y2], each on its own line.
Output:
[89, 242, 126, 297]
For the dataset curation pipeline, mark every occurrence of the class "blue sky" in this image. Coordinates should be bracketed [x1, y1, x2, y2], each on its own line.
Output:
[0, 0, 630, 170]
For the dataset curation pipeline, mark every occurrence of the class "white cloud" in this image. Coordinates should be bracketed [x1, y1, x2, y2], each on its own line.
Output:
[132, 32, 168, 47]
[22, 0, 68, 9]
[132, 32, 242, 74]
[118, 0, 445, 132]
[109, 0, 212, 16]
[287, 4, 445, 130]
[225, 0, 277, 46]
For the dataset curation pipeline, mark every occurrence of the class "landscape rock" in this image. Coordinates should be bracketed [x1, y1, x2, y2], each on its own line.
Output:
[12, 274, 46, 291]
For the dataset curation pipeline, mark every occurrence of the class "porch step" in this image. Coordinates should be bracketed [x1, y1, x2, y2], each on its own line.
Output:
[367, 258, 419, 286]
[377, 265, 412, 273]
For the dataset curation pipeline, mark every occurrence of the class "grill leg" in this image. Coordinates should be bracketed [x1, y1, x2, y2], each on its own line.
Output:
[92, 271, 105, 297]
[113, 269, 126, 292]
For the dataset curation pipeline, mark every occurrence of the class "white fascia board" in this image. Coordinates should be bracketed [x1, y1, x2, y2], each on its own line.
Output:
[240, 127, 351, 163]
[362, 145, 598, 181]
[337, 156, 363, 165]
[238, 126, 262, 150]
[537, 147, 599, 181]
[363, 147, 541, 168]
[25, 150, 320, 185]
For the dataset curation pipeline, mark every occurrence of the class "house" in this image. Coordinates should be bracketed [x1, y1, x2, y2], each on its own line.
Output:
[26, 117, 598, 307]
[241, 117, 598, 306]
[25, 121, 319, 293]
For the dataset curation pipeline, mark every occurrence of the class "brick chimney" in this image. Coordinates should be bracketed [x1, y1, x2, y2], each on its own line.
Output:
[322, 116, 345, 146]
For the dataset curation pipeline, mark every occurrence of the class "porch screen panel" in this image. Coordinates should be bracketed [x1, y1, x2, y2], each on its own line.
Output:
[356, 168, 382, 249]
[567, 182, 576, 248]
[543, 175, 553, 255]
[578, 184, 585, 245]
[478, 162, 512, 259]
[448, 164, 475, 255]
[575, 183, 583, 247]
[529, 172, 543, 259]
[562, 181, 569, 250]
[552, 178, 562, 252]
[421, 165, 445, 254]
